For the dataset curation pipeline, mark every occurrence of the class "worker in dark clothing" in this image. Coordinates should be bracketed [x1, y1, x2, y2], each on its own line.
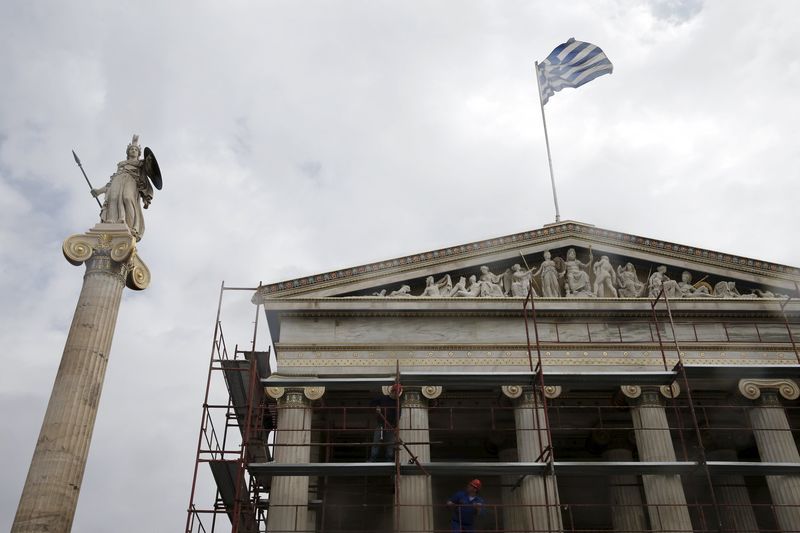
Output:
[447, 479, 485, 533]
[367, 384, 402, 462]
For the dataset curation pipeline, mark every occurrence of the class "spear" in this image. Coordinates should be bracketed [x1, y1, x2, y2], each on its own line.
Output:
[72, 150, 102, 208]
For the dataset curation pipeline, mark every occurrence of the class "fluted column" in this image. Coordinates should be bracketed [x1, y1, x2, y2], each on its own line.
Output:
[623, 385, 693, 533]
[706, 448, 759, 532]
[266, 386, 324, 533]
[12, 223, 149, 533]
[739, 379, 800, 531]
[397, 387, 439, 533]
[499, 447, 524, 533]
[504, 385, 562, 532]
[595, 429, 648, 533]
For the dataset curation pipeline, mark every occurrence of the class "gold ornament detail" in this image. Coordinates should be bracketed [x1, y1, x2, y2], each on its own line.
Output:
[265, 386, 285, 399]
[126, 253, 151, 291]
[620, 385, 642, 399]
[501, 385, 523, 399]
[63, 236, 95, 265]
[543, 385, 562, 399]
[660, 382, 680, 399]
[304, 386, 325, 400]
[421, 385, 442, 399]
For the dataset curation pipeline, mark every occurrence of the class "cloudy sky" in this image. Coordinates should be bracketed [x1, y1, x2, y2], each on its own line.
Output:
[1, 0, 799, 530]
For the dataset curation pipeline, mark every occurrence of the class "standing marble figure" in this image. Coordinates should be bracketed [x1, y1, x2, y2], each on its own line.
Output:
[92, 134, 162, 241]
[12, 135, 161, 533]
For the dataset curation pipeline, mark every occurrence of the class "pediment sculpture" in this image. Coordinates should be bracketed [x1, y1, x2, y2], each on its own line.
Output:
[367, 248, 790, 299]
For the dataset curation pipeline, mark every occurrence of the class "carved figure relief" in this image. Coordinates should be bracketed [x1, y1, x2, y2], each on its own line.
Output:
[368, 249, 789, 300]
[592, 256, 617, 297]
[533, 250, 562, 297]
[562, 247, 594, 297]
[478, 266, 505, 297]
[617, 263, 645, 298]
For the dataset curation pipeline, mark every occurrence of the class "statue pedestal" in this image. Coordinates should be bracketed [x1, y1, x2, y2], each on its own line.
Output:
[11, 223, 149, 533]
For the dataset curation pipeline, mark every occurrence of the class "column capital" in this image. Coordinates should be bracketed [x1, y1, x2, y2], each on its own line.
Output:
[620, 383, 680, 401]
[501, 385, 561, 400]
[399, 388, 427, 407]
[380, 384, 442, 399]
[63, 223, 150, 290]
[265, 386, 325, 402]
[738, 379, 799, 402]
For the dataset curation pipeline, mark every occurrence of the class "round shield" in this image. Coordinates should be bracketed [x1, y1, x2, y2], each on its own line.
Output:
[143, 147, 163, 190]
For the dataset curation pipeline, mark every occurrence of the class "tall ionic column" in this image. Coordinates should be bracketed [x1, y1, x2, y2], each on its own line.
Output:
[622, 385, 693, 533]
[503, 385, 563, 533]
[397, 386, 439, 533]
[594, 429, 649, 533]
[498, 447, 524, 533]
[12, 223, 150, 533]
[266, 386, 324, 533]
[738, 378, 800, 531]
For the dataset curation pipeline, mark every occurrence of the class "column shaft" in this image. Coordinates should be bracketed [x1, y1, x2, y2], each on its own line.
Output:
[749, 391, 800, 531]
[630, 389, 693, 532]
[12, 256, 126, 533]
[706, 449, 759, 532]
[499, 448, 524, 533]
[603, 447, 648, 533]
[268, 391, 313, 533]
[397, 390, 433, 533]
[514, 390, 562, 532]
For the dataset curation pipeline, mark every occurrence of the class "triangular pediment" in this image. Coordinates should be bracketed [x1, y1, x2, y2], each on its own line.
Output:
[254, 221, 799, 301]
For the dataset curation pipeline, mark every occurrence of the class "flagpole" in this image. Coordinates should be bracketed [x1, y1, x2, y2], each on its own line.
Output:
[534, 60, 561, 223]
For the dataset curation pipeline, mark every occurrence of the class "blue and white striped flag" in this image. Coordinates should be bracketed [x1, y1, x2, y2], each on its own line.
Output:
[537, 38, 613, 105]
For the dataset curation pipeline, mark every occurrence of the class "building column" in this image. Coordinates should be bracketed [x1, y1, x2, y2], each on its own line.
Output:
[397, 386, 440, 533]
[12, 224, 149, 533]
[266, 386, 324, 533]
[705, 448, 759, 532]
[739, 378, 800, 531]
[594, 429, 649, 533]
[503, 385, 563, 533]
[499, 447, 524, 533]
[623, 385, 693, 532]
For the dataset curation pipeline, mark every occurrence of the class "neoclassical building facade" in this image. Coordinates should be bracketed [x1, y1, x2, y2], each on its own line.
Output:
[244, 221, 800, 533]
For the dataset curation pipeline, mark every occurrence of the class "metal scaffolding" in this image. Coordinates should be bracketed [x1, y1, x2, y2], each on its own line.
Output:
[184, 280, 800, 533]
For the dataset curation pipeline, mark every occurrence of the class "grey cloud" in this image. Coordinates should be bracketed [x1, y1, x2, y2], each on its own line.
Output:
[2, 1, 799, 531]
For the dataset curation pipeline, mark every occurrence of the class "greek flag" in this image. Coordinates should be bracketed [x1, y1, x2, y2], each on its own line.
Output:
[537, 38, 613, 104]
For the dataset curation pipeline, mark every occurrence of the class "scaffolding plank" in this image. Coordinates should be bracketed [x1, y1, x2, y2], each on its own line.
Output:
[262, 370, 677, 389]
[208, 460, 259, 533]
[248, 461, 800, 477]
[706, 461, 800, 476]
[681, 364, 800, 380]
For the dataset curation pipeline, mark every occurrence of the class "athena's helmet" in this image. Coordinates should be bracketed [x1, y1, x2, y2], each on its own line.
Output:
[127, 134, 141, 158]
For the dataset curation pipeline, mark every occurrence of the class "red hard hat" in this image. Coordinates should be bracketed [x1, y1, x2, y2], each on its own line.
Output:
[389, 383, 403, 395]
[468, 479, 482, 490]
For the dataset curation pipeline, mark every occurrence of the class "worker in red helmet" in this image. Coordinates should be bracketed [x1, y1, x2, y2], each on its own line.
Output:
[446, 479, 485, 532]
[367, 384, 402, 462]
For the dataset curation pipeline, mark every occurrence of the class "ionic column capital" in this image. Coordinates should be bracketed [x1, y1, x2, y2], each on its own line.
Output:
[620, 383, 680, 401]
[63, 223, 150, 290]
[400, 388, 427, 408]
[738, 379, 799, 401]
[501, 385, 561, 400]
[265, 386, 325, 403]
[380, 385, 442, 400]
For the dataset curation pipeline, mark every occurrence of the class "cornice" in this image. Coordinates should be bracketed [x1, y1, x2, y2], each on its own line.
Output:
[255, 222, 800, 298]
[275, 342, 796, 353]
